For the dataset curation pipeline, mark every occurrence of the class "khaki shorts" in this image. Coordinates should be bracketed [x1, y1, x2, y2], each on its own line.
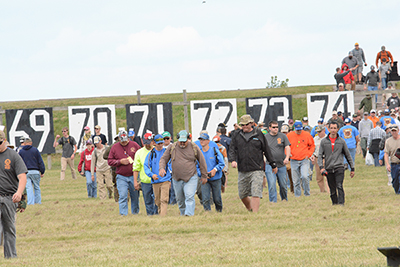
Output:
[238, 170, 264, 199]
[345, 84, 351, 91]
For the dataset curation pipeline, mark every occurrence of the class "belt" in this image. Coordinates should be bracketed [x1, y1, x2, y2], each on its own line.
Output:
[391, 162, 400, 165]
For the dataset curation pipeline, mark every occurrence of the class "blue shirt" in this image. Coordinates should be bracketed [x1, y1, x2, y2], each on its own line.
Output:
[144, 148, 171, 184]
[198, 145, 225, 181]
[219, 135, 231, 160]
[379, 116, 396, 130]
[338, 125, 359, 149]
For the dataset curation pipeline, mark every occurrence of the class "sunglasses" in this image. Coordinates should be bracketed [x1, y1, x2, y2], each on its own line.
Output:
[155, 138, 164, 142]
[62, 131, 67, 132]
[0, 140, 3, 145]
[270, 126, 278, 129]
[163, 137, 170, 140]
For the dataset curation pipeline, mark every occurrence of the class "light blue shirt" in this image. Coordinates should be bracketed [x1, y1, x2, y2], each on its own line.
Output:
[338, 125, 359, 149]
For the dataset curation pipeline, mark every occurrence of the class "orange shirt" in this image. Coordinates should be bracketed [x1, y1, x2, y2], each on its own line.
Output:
[368, 116, 380, 128]
[287, 130, 315, 161]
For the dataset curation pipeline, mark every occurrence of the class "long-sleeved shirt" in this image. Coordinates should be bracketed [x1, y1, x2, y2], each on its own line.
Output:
[358, 96, 372, 113]
[18, 145, 45, 174]
[107, 141, 141, 177]
[91, 145, 110, 175]
[376, 50, 393, 67]
[159, 142, 208, 182]
[367, 127, 385, 147]
[144, 148, 171, 184]
[132, 146, 152, 184]
[199, 145, 225, 181]
[287, 130, 315, 161]
[78, 148, 95, 173]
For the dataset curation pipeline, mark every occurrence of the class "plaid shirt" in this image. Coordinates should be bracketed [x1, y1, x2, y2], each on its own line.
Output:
[367, 127, 386, 147]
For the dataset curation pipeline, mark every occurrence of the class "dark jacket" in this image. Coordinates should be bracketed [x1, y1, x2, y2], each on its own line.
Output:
[18, 145, 46, 174]
[229, 128, 276, 172]
[364, 71, 380, 86]
[334, 70, 350, 89]
[318, 134, 354, 172]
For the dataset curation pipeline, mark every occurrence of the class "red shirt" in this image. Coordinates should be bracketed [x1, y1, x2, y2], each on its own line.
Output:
[78, 147, 95, 172]
[329, 136, 337, 151]
[107, 141, 141, 177]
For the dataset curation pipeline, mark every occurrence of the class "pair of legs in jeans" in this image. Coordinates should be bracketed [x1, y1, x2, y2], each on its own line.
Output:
[290, 159, 310, 197]
[84, 171, 97, 198]
[26, 170, 41, 205]
[344, 148, 356, 167]
[390, 163, 400, 194]
[173, 174, 198, 216]
[265, 165, 287, 202]
[140, 183, 158, 215]
[116, 174, 140, 216]
[201, 178, 222, 212]
[326, 169, 345, 205]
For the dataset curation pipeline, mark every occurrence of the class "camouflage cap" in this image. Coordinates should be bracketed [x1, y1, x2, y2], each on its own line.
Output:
[316, 125, 325, 132]
[239, 114, 254, 126]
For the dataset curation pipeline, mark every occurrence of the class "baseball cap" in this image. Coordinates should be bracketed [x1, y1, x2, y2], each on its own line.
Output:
[24, 137, 32, 143]
[281, 124, 289, 133]
[294, 121, 303, 131]
[378, 110, 383, 115]
[316, 125, 325, 132]
[217, 123, 227, 128]
[317, 118, 324, 123]
[352, 113, 358, 118]
[344, 118, 351, 123]
[370, 109, 376, 113]
[118, 130, 129, 142]
[84, 126, 90, 131]
[302, 117, 308, 121]
[154, 134, 164, 144]
[143, 133, 153, 145]
[128, 128, 135, 137]
[162, 131, 171, 138]
[338, 83, 344, 87]
[390, 124, 399, 131]
[20, 136, 26, 143]
[93, 136, 101, 144]
[355, 42, 359, 46]
[178, 130, 189, 142]
[348, 51, 353, 56]
[239, 114, 254, 126]
[370, 65, 375, 70]
[304, 126, 311, 131]
[0, 131, 5, 142]
[332, 110, 338, 115]
[212, 135, 221, 142]
[94, 125, 101, 130]
[337, 111, 342, 115]
[384, 109, 390, 114]
[363, 112, 369, 116]
[86, 139, 93, 145]
[199, 133, 210, 140]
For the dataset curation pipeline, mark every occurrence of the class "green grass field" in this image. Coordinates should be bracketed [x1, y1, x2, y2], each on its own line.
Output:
[2, 154, 397, 266]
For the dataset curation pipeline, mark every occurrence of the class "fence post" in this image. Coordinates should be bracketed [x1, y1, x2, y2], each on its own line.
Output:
[183, 89, 189, 132]
[137, 90, 141, 104]
[47, 154, 52, 170]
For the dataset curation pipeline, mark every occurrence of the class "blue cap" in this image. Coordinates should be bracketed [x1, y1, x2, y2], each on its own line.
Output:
[128, 129, 135, 137]
[317, 118, 324, 123]
[154, 134, 164, 144]
[294, 121, 303, 130]
[304, 126, 311, 131]
[344, 118, 351, 123]
[199, 133, 210, 140]
[385, 109, 390, 114]
[178, 130, 188, 142]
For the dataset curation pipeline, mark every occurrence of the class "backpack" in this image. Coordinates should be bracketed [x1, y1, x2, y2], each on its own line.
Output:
[170, 142, 198, 161]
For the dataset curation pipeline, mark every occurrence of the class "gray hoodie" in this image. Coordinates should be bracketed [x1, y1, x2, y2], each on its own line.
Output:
[318, 134, 354, 172]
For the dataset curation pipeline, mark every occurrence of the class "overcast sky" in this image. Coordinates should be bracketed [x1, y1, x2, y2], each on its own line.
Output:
[1, 0, 399, 102]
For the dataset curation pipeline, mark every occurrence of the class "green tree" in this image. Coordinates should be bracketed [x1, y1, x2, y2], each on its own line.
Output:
[266, 76, 289, 88]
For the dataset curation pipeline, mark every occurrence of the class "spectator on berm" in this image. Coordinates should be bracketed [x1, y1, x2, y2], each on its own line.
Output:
[351, 42, 367, 84]
[92, 125, 107, 146]
[376, 45, 394, 68]
[334, 68, 350, 91]
[341, 51, 359, 90]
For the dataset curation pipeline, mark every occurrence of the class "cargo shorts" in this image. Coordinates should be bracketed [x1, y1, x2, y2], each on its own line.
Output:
[238, 170, 264, 199]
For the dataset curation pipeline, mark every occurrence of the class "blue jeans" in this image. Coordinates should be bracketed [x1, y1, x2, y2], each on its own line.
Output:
[26, 170, 41, 205]
[173, 174, 198, 216]
[141, 183, 157, 215]
[85, 171, 97, 198]
[290, 159, 310, 197]
[368, 86, 378, 103]
[344, 147, 356, 167]
[265, 165, 288, 202]
[382, 78, 387, 89]
[169, 179, 177, 205]
[391, 163, 400, 194]
[116, 174, 140, 216]
[201, 178, 222, 212]
[372, 152, 380, 167]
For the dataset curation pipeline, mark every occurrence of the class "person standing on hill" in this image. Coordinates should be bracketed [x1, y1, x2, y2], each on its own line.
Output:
[287, 121, 315, 197]
[384, 124, 400, 194]
[376, 45, 394, 68]
[342, 51, 359, 90]
[364, 65, 381, 103]
[92, 125, 108, 146]
[334, 68, 350, 91]
[341, 64, 354, 91]
[358, 94, 372, 114]
[229, 115, 277, 212]
[18, 137, 45, 205]
[53, 127, 78, 180]
[0, 130, 27, 258]
[318, 122, 355, 205]
[351, 43, 367, 84]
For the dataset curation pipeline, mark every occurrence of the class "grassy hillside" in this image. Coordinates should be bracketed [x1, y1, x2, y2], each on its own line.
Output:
[1, 85, 333, 137]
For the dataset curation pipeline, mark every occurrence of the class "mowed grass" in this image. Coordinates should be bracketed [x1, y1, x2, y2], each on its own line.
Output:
[1, 154, 397, 266]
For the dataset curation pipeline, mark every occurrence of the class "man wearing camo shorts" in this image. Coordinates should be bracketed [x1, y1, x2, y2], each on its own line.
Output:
[229, 115, 277, 212]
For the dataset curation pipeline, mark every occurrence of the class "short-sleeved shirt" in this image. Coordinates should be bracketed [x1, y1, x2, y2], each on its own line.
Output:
[387, 97, 400, 110]
[265, 132, 290, 168]
[0, 148, 28, 195]
[384, 137, 400, 164]
[92, 133, 108, 146]
[338, 125, 359, 149]
[58, 136, 77, 158]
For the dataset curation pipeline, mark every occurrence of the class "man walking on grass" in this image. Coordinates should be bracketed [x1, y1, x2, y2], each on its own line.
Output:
[229, 115, 277, 212]
[384, 124, 400, 194]
[0, 130, 27, 258]
[53, 127, 77, 180]
[318, 122, 355, 205]
[91, 136, 113, 200]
